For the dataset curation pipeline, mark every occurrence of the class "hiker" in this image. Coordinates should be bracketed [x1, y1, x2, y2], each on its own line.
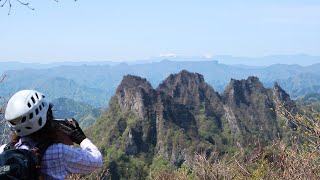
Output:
[0, 90, 103, 179]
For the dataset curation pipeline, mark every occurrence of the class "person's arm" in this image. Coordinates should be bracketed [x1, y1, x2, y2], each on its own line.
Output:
[62, 138, 103, 174]
[0, 144, 6, 153]
[59, 119, 103, 173]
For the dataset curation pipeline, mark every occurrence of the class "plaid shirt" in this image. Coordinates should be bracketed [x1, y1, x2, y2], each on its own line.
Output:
[0, 137, 103, 180]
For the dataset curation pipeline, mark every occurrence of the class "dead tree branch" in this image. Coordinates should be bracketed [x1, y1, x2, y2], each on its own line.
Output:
[0, 0, 34, 15]
[1, 0, 77, 15]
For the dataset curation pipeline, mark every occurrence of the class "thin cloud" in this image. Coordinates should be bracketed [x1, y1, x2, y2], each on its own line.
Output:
[159, 53, 177, 57]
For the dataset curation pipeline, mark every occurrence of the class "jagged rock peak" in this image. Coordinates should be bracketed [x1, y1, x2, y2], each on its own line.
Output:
[157, 70, 215, 102]
[116, 74, 153, 93]
[223, 76, 267, 108]
[225, 76, 265, 93]
[232, 76, 263, 87]
[273, 82, 291, 103]
[247, 76, 263, 85]
[115, 75, 154, 118]
[273, 82, 286, 93]
[157, 70, 205, 93]
[179, 69, 205, 83]
[157, 70, 222, 116]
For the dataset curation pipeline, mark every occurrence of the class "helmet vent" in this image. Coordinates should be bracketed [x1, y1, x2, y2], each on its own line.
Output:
[7, 90, 49, 136]
[21, 116, 26, 123]
[38, 117, 42, 126]
[29, 113, 33, 119]
[31, 96, 36, 104]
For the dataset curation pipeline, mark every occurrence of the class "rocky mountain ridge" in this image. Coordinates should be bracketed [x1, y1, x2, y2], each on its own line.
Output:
[87, 70, 298, 179]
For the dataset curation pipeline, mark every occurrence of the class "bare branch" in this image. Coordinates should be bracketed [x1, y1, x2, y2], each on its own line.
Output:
[1, 0, 34, 15]
[1, 0, 9, 7]
[0, 75, 6, 84]
[16, 0, 34, 10]
[0, 0, 76, 15]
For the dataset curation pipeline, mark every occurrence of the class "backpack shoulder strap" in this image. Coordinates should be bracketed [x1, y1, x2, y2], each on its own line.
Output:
[3, 141, 17, 151]
[33, 142, 54, 158]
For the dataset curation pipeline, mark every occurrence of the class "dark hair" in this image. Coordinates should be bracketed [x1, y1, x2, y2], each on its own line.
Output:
[10, 107, 62, 144]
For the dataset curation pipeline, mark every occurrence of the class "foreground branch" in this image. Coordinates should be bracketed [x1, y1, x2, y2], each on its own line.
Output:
[0, 0, 34, 15]
[1, 0, 77, 15]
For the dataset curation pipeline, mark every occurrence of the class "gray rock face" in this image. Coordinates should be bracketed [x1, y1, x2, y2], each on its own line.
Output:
[158, 70, 222, 112]
[272, 82, 296, 109]
[222, 76, 281, 144]
[116, 75, 154, 118]
[93, 70, 298, 167]
[112, 73, 207, 165]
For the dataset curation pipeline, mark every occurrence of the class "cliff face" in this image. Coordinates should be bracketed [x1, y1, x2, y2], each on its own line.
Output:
[272, 82, 296, 109]
[115, 75, 154, 119]
[96, 73, 209, 166]
[222, 76, 280, 144]
[157, 70, 221, 109]
[87, 70, 298, 178]
[157, 70, 224, 127]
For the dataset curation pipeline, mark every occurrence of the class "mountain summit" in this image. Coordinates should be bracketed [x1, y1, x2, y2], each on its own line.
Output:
[87, 70, 298, 179]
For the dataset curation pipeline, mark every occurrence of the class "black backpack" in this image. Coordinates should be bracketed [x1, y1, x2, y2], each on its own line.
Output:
[0, 142, 52, 180]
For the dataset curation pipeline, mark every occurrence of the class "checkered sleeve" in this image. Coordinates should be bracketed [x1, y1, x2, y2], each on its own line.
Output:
[63, 138, 103, 174]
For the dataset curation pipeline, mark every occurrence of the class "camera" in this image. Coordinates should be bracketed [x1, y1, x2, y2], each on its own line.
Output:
[52, 118, 75, 145]
[53, 118, 77, 127]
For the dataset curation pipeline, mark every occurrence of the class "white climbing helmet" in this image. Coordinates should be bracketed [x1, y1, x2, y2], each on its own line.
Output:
[5, 90, 51, 136]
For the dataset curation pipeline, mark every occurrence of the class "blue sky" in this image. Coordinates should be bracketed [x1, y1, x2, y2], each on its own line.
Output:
[1, 0, 320, 63]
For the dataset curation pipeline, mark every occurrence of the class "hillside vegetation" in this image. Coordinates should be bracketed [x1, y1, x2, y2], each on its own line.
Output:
[84, 70, 320, 179]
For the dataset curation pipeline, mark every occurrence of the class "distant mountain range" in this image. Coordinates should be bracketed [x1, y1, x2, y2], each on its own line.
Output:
[52, 97, 101, 128]
[1, 56, 320, 108]
[1, 55, 319, 72]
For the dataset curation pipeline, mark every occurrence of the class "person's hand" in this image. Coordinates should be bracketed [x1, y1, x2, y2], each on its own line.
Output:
[59, 118, 86, 144]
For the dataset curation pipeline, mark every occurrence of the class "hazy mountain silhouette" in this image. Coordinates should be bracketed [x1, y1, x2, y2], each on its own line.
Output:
[1, 59, 320, 107]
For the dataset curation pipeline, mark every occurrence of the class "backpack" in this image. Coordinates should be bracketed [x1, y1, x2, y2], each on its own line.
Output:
[0, 142, 52, 180]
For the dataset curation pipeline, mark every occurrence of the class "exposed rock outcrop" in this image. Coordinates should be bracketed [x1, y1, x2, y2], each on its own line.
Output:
[108, 73, 209, 165]
[87, 70, 299, 178]
[222, 76, 280, 144]
[116, 75, 154, 118]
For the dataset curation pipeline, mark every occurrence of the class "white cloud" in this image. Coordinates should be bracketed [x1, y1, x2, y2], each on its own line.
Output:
[159, 53, 177, 57]
[203, 53, 213, 59]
